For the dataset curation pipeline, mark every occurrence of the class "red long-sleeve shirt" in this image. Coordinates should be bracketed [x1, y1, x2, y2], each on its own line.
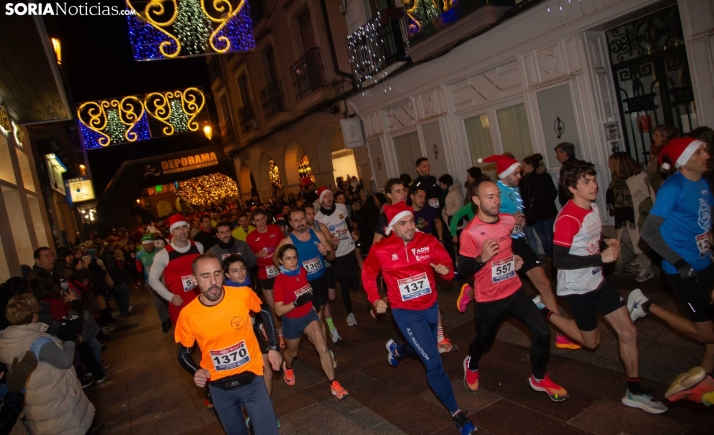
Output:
[362, 231, 453, 311]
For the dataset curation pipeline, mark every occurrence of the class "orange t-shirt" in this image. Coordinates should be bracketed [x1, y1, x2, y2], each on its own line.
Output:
[175, 287, 264, 381]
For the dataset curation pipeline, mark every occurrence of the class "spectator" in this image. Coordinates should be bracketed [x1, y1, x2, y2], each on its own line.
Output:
[520, 153, 559, 272]
[647, 125, 680, 177]
[99, 244, 132, 317]
[0, 278, 30, 331]
[555, 142, 584, 206]
[0, 351, 38, 435]
[399, 173, 413, 188]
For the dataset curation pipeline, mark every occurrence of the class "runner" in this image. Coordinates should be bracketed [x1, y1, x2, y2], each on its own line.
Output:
[232, 213, 256, 242]
[193, 214, 219, 251]
[457, 178, 569, 402]
[136, 234, 171, 333]
[315, 188, 361, 326]
[148, 214, 203, 326]
[273, 244, 348, 400]
[631, 137, 714, 372]
[540, 162, 667, 413]
[362, 202, 476, 435]
[208, 221, 258, 270]
[304, 204, 342, 343]
[246, 209, 285, 348]
[175, 253, 280, 435]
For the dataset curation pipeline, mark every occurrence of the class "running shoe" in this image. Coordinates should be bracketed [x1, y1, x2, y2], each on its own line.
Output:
[529, 374, 569, 402]
[347, 313, 357, 326]
[532, 295, 545, 310]
[457, 284, 473, 313]
[279, 334, 286, 349]
[438, 337, 457, 353]
[386, 339, 399, 367]
[96, 374, 107, 384]
[621, 389, 668, 414]
[329, 350, 337, 369]
[203, 397, 213, 408]
[330, 380, 349, 400]
[555, 334, 581, 350]
[283, 361, 295, 386]
[665, 367, 714, 404]
[330, 328, 342, 343]
[463, 357, 480, 392]
[627, 289, 649, 322]
[452, 411, 477, 435]
[635, 270, 654, 282]
[81, 377, 94, 389]
[100, 360, 111, 370]
[161, 318, 172, 334]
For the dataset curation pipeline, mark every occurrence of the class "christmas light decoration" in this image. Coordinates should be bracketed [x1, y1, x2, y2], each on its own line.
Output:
[126, 0, 256, 60]
[176, 173, 239, 205]
[268, 159, 281, 187]
[168, 99, 190, 133]
[145, 87, 205, 136]
[105, 108, 127, 144]
[298, 154, 312, 179]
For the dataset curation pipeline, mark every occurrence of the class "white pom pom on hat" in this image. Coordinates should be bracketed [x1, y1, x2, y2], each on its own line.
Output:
[658, 137, 705, 171]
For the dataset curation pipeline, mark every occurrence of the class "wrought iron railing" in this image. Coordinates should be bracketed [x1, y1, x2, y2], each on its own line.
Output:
[347, 8, 410, 88]
[237, 103, 258, 134]
[289, 48, 328, 101]
[260, 80, 287, 120]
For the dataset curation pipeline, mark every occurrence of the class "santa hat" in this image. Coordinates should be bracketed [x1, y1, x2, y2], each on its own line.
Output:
[659, 137, 705, 170]
[141, 234, 154, 245]
[168, 213, 188, 232]
[317, 187, 331, 202]
[384, 201, 414, 236]
[478, 154, 520, 179]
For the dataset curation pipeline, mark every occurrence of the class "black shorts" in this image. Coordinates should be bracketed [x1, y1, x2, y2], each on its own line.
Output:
[664, 264, 714, 323]
[561, 281, 625, 331]
[325, 266, 336, 289]
[258, 278, 276, 292]
[332, 250, 360, 279]
[511, 237, 542, 273]
[309, 272, 329, 307]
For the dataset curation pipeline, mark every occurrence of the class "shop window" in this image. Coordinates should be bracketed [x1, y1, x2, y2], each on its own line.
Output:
[393, 131, 421, 176]
[14, 148, 35, 193]
[1, 186, 33, 265]
[27, 195, 49, 247]
[0, 136, 15, 185]
[464, 113, 493, 164]
[497, 104, 533, 160]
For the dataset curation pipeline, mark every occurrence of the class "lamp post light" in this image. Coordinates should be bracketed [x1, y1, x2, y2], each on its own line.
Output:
[203, 125, 213, 140]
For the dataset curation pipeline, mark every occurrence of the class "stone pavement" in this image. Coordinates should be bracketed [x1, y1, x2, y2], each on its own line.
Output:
[87, 270, 713, 435]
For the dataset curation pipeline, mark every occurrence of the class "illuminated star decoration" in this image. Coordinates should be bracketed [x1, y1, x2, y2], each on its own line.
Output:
[177, 173, 239, 205]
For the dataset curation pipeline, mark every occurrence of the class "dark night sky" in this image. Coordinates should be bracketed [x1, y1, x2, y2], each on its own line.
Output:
[44, 0, 218, 196]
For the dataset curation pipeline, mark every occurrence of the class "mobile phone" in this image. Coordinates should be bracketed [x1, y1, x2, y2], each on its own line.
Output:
[60, 279, 69, 295]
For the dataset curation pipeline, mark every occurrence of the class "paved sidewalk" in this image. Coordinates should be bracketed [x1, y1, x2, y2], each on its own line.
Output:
[89, 270, 713, 435]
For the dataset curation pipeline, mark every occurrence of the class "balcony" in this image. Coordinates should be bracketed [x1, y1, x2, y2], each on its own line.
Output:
[260, 80, 287, 121]
[347, 8, 410, 90]
[290, 48, 329, 101]
[237, 103, 258, 134]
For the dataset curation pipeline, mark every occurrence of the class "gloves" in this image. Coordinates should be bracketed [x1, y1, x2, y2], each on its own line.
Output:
[293, 292, 312, 308]
[6, 351, 38, 392]
[674, 259, 699, 284]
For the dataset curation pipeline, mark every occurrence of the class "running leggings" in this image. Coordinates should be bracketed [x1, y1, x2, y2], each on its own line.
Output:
[208, 376, 278, 435]
[391, 303, 458, 414]
[467, 288, 550, 379]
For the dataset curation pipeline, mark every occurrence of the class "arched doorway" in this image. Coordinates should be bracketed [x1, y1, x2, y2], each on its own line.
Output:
[238, 162, 254, 202]
[318, 124, 359, 188]
[285, 141, 314, 194]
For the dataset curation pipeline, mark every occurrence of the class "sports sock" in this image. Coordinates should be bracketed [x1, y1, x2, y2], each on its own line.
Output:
[626, 376, 642, 394]
[277, 327, 283, 337]
[325, 317, 336, 332]
[437, 327, 444, 342]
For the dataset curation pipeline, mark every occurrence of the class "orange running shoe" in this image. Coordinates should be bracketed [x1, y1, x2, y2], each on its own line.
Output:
[530, 374, 569, 402]
[463, 357, 480, 392]
[283, 361, 295, 386]
[555, 334, 581, 350]
[457, 284, 473, 313]
[438, 337, 457, 353]
[665, 367, 714, 404]
[331, 380, 349, 400]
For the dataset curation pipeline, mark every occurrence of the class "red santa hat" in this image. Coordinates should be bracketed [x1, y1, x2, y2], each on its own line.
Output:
[317, 187, 331, 202]
[384, 201, 414, 236]
[659, 137, 706, 170]
[168, 213, 188, 232]
[478, 154, 520, 179]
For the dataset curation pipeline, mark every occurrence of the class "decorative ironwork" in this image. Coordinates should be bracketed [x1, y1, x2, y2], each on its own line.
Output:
[553, 117, 564, 139]
[144, 87, 206, 135]
[126, 0, 256, 60]
[260, 80, 287, 120]
[606, 7, 684, 66]
[290, 48, 328, 101]
[238, 103, 258, 133]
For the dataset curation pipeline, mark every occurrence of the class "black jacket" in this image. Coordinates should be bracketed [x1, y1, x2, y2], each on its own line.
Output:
[99, 249, 126, 285]
[193, 228, 218, 251]
[521, 167, 558, 222]
[412, 175, 443, 209]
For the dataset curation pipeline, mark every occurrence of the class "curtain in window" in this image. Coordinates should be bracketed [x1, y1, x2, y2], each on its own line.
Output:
[464, 114, 496, 179]
[497, 104, 533, 160]
[393, 132, 422, 176]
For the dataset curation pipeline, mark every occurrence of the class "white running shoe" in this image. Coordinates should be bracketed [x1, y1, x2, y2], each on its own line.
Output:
[635, 270, 654, 282]
[346, 313, 357, 326]
[627, 289, 649, 322]
[622, 389, 667, 414]
[330, 328, 342, 343]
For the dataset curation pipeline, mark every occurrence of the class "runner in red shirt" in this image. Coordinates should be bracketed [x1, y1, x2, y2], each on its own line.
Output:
[362, 202, 476, 435]
[246, 209, 285, 348]
[457, 179, 567, 402]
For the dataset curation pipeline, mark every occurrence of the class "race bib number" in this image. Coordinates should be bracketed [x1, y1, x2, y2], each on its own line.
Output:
[210, 341, 250, 371]
[294, 284, 313, 299]
[265, 265, 279, 279]
[696, 232, 711, 258]
[428, 198, 439, 209]
[335, 228, 349, 241]
[397, 272, 432, 301]
[181, 274, 196, 292]
[302, 257, 323, 275]
[492, 256, 516, 283]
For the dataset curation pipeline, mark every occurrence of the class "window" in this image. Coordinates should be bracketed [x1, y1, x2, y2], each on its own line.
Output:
[261, 45, 279, 85]
[237, 73, 251, 108]
[27, 195, 49, 247]
[1, 186, 33, 265]
[218, 94, 234, 140]
[464, 114, 493, 165]
[0, 136, 14, 185]
[497, 104, 533, 160]
[393, 132, 421, 176]
[15, 148, 35, 192]
[298, 9, 317, 53]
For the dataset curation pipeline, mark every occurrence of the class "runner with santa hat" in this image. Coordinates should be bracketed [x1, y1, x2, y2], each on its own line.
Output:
[362, 202, 477, 435]
[630, 137, 714, 404]
[148, 213, 204, 326]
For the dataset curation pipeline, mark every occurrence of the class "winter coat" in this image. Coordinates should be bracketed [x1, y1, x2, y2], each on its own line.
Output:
[0, 323, 94, 435]
[626, 172, 655, 227]
[521, 165, 558, 222]
[442, 182, 465, 225]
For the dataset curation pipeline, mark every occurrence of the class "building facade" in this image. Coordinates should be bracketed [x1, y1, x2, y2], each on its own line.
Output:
[211, 0, 372, 202]
[344, 0, 714, 224]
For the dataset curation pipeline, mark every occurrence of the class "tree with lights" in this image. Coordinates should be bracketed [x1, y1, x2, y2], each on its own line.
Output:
[105, 108, 127, 144]
[174, 0, 212, 55]
[168, 99, 190, 133]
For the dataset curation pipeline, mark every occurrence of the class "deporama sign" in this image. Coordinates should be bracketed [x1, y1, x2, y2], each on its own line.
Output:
[160, 152, 218, 175]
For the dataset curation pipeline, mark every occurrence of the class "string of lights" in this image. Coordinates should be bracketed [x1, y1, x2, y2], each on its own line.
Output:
[176, 173, 239, 205]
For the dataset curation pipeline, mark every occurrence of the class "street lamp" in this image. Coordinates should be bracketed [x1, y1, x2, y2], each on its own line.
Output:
[203, 125, 212, 140]
[79, 164, 86, 176]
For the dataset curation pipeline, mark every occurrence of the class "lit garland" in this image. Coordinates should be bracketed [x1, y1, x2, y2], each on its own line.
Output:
[347, 12, 389, 90]
[176, 173, 238, 205]
[126, 0, 256, 60]
[105, 108, 127, 144]
[168, 99, 190, 133]
[268, 159, 281, 186]
[298, 154, 312, 179]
